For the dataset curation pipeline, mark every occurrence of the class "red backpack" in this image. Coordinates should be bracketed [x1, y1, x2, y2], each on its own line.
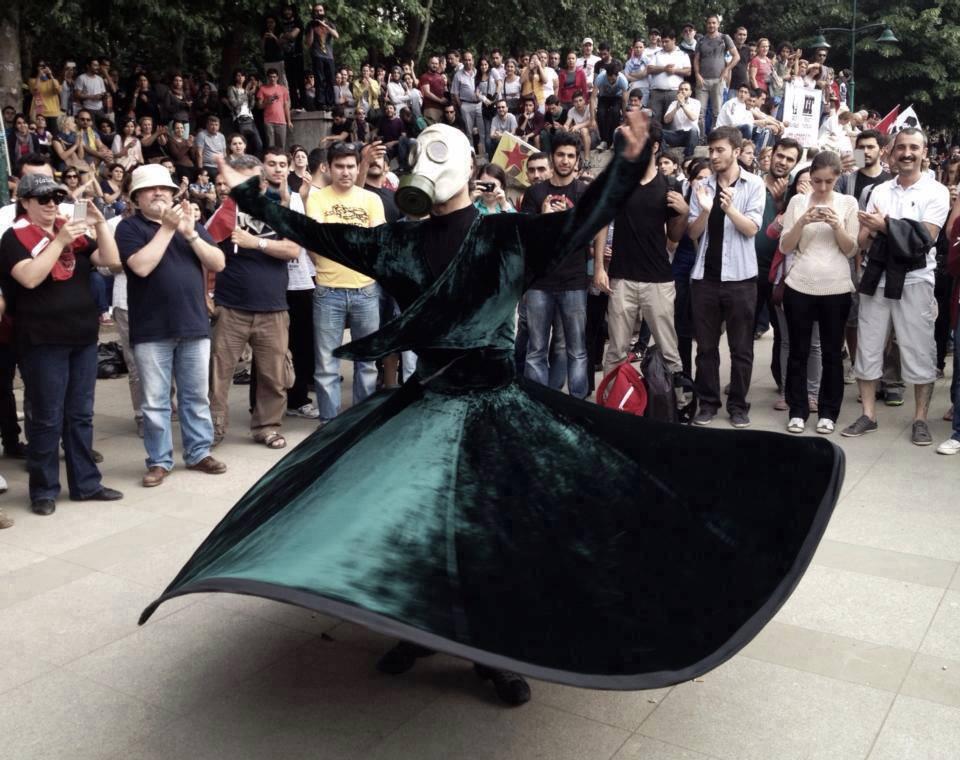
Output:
[596, 359, 648, 416]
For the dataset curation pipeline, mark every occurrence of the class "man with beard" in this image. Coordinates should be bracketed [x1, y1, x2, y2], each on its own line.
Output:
[687, 126, 765, 428]
[755, 137, 801, 347]
[209, 151, 302, 449]
[116, 164, 227, 487]
[521, 132, 591, 398]
[843, 128, 949, 445]
[595, 120, 689, 380]
[837, 129, 895, 390]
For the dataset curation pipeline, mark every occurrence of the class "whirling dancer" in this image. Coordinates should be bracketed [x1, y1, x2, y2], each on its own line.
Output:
[141, 112, 843, 707]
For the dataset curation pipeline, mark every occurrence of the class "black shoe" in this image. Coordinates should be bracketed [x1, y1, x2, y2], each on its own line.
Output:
[233, 368, 251, 385]
[473, 664, 532, 706]
[92, 448, 103, 464]
[376, 642, 436, 675]
[31, 498, 56, 516]
[4, 441, 27, 459]
[75, 486, 123, 502]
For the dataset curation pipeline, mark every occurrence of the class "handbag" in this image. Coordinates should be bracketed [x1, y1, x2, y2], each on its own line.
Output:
[597, 359, 648, 416]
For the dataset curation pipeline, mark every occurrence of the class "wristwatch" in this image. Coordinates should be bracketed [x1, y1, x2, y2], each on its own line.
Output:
[257, 238, 268, 250]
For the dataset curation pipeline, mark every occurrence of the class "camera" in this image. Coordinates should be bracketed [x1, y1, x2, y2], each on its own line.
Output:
[477, 181, 495, 192]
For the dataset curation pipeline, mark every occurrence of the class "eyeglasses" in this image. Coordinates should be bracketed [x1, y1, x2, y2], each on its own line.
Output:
[64, 174, 79, 179]
[32, 192, 67, 205]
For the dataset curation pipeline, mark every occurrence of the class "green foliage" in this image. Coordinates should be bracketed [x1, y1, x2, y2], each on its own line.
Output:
[9, 0, 960, 127]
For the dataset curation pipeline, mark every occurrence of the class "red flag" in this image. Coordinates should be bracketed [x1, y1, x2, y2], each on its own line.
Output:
[204, 197, 237, 243]
[875, 105, 900, 135]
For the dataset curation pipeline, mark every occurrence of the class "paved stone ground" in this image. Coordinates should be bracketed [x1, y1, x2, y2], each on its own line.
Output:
[1, 333, 958, 760]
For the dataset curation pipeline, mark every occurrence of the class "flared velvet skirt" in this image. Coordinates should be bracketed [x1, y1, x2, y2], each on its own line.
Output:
[140, 378, 843, 690]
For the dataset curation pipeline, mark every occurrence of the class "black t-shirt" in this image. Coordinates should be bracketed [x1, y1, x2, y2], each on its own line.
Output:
[215, 210, 289, 312]
[116, 213, 214, 344]
[729, 45, 751, 90]
[703, 194, 726, 281]
[264, 34, 283, 62]
[853, 170, 892, 205]
[521, 178, 589, 291]
[0, 227, 98, 349]
[609, 173, 679, 283]
[366, 184, 400, 223]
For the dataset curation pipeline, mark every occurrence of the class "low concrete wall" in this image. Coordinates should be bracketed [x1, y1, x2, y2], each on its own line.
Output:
[291, 111, 333, 151]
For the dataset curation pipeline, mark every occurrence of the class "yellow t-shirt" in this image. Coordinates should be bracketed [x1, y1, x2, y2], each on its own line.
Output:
[305, 185, 385, 288]
[28, 77, 63, 119]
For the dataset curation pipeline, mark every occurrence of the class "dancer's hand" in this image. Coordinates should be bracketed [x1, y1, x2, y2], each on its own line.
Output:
[617, 109, 650, 161]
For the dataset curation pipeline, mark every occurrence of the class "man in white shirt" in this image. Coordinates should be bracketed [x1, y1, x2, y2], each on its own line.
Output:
[487, 99, 517, 156]
[74, 58, 108, 119]
[662, 82, 701, 156]
[843, 128, 950, 445]
[576, 38, 601, 95]
[624, 38, 649, 105]
[716, 84, 754, 141]
[646, 29, 692, 125]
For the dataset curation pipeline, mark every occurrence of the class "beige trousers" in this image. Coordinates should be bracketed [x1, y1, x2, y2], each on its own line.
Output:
[602, 279, 682, 375]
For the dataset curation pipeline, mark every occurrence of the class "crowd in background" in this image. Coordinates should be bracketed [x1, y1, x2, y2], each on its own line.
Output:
[0, 6, 958, 532]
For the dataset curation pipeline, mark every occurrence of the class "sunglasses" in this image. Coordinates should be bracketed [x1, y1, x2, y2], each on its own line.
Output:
[32, 192, 67, 205]
[64, 174, 79, 179]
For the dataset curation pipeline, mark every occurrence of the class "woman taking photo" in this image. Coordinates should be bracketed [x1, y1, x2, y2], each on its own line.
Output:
[52, 115, 85, 172]
[112, 117, 144, 170]
[0, 174, 124, 515]
[130, 74, 162, 124]
[778, 151, 859, 434]
[28, 61, 62, 135]
[471, 163, 515, 215]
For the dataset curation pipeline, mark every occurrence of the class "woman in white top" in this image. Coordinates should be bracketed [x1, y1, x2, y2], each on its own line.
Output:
[111, 117, 143, 170]
[778, 150, 859, 434]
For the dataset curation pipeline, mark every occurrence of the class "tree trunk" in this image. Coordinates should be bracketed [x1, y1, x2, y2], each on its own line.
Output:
[415, 0, 433, 65]
[0, 6, 22, 111]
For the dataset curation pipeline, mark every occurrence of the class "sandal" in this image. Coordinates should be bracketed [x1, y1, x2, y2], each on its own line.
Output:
[260, 432, 287, 450]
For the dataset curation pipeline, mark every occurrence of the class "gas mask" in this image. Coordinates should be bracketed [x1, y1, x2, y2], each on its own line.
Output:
[396, 124, 474, 217]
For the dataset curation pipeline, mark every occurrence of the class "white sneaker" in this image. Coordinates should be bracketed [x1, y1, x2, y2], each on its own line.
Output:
[0, 474, 8, 493]
[936, 438, 960, 455]
[286, 403, 320, 419]
[787, 417, 805, 434]
[816, 418, 835, 435]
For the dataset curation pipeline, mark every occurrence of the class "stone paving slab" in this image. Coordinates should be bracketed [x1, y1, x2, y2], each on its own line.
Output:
[1, 334, 958, 759]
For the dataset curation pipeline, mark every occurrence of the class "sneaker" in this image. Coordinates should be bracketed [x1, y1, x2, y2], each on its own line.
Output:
[787, 417, 805, 434]
[884, 387, 905, 406]
[693, 409, 715, 426]
[473, 664, 532, 706]
[843, 366, 856, 385]
[730, 410, 751, 428]
[808, 395, 819, 413]
[937, 438, 960, 455]
[0, 473, 7, 493]
[0, 509, 12, 529]
[286, 403, 320, 419]
[816, 418, 836, 434]
[841, 415, 878, 437]
[99, 313, 115, 327]
[911, 420, 933, 446]
[773, 395, 788, 411]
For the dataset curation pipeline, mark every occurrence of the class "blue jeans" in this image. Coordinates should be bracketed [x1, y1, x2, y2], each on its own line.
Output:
[20, 343, 101, 501]
[524, 288, 588, 399]
[313, 284, 381, 421]
[89, 271, 113, 315]
[515, 299, 566, 389]
[133, 338, 215, 471]
[662, 126, 700, 157]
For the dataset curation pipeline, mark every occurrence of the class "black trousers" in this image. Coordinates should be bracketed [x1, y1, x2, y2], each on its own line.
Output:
[783, 287, 851, 422]
[691, 278, 757, 415]
[596, 98, 622, 145]
[249, 289, 315, 411]
[311, 55, 336, 109]
[585, 292, 608, 393]
[0, 343, 21, 449]
[284, 54, 305, 109]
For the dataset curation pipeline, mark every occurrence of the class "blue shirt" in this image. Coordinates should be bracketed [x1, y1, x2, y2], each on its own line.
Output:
[116, 213, 214, 344]
[593, 72, 629, 98]
[687, 169, 765, 282]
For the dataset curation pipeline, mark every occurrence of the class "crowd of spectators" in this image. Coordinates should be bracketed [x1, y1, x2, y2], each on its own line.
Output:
[0, 8, 958, 531]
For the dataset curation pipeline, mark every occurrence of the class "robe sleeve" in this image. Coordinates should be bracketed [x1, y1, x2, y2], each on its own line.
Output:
[516, 134, 652, 287]
[229, 178, 388, 281]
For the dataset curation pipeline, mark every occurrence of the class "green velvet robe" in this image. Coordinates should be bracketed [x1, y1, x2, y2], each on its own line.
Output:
[140, 143, 844, 690]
